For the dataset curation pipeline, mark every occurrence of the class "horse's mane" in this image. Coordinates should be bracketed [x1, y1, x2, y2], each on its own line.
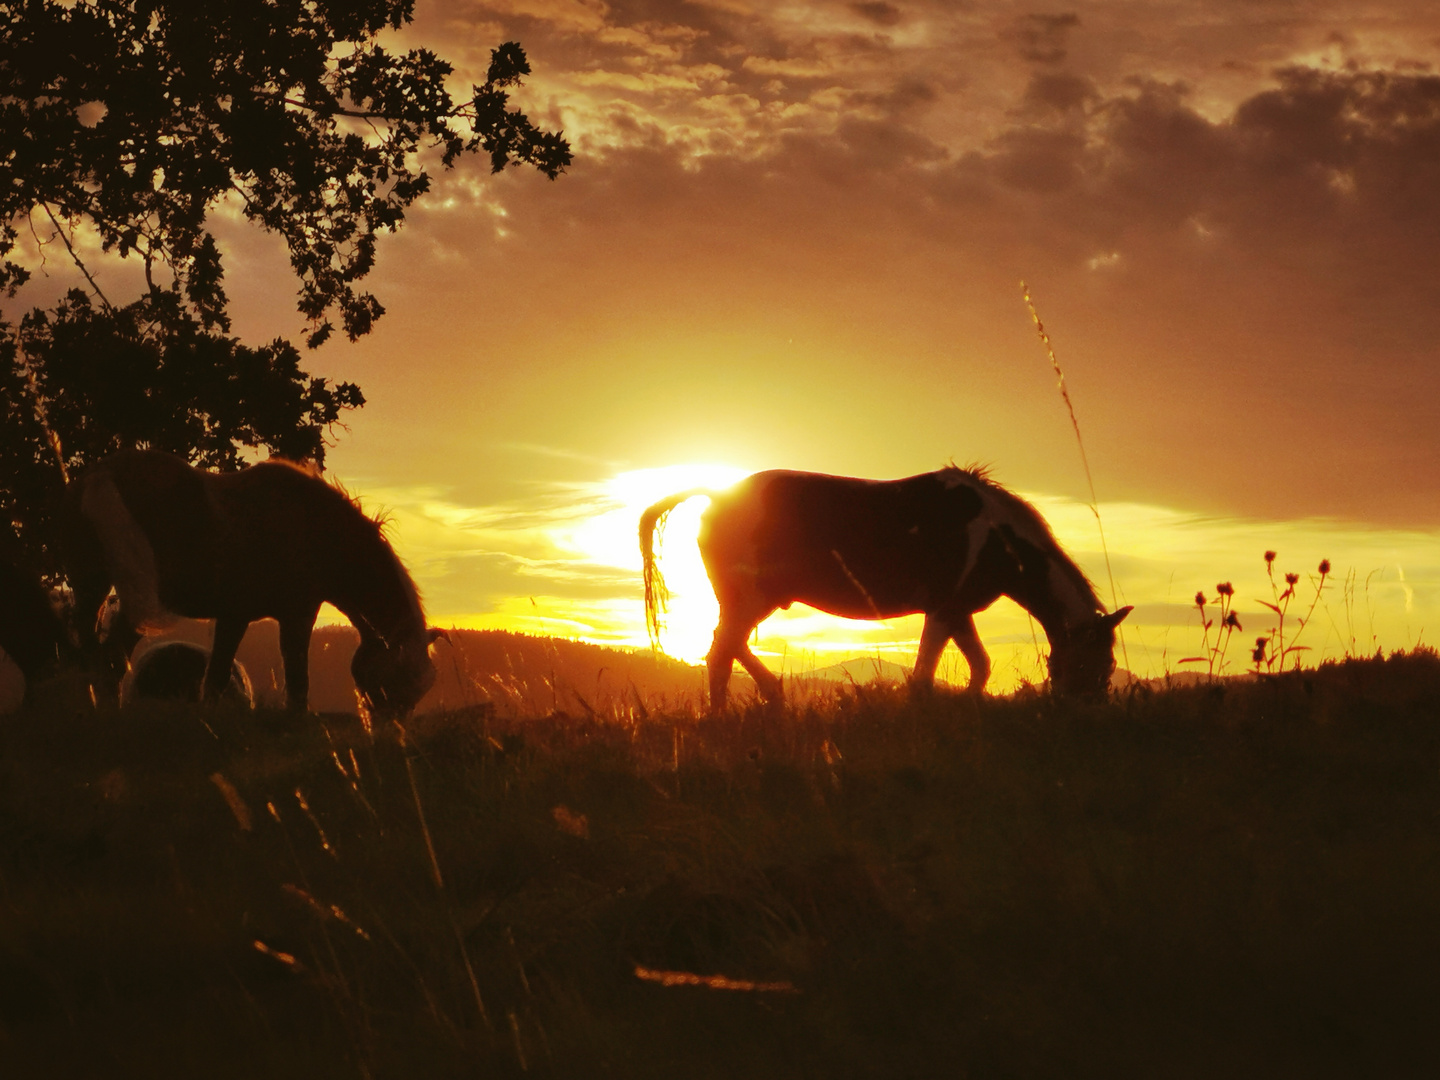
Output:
[938, 463, 1103, 611]
[322, 469, 399, 537]
[262, 458, 425, 632]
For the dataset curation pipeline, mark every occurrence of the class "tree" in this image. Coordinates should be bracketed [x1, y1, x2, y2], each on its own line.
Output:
[0, 0, 569, 577]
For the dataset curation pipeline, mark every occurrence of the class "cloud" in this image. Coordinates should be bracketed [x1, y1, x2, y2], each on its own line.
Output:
[187, 1, 1440, 544]
[1004, 12, 1082, 65]
[849, 2, 902, 28]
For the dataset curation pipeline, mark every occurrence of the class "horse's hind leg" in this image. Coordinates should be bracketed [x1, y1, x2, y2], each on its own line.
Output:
[734, 639, 782, 705]
[952, 614, 991, 696]
[707, 608, 780, 711]
[707, 619, 744, 712]
[205, 616, 248, 703]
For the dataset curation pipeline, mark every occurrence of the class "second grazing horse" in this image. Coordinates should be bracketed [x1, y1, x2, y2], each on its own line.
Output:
[641, 466, 1130, 710]
[63, 449, 443, 718]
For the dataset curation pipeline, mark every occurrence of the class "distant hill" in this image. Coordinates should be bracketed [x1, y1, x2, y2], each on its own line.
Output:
[788, 657, 915, 686]
[227, 624, 717, 715]
[237, 626, 935, 714]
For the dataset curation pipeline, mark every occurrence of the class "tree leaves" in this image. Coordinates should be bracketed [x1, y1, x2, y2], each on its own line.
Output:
[0, 0, 570, 340]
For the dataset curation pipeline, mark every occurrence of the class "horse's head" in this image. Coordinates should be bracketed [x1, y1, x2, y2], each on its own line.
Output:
[1048, 606, 1132, 698]
[352, 627, 446, 719]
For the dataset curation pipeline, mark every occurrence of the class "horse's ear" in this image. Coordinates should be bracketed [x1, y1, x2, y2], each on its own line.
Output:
[427, 627, 452, 649]
[1102, 606, 1134, 629]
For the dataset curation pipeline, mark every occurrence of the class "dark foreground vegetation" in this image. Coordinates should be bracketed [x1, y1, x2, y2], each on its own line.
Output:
[2, 652, 1439, 1079]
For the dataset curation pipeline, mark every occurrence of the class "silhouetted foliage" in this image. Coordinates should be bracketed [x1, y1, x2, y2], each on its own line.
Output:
[0, 0, 569, 340]
[0, 0, 569, 579]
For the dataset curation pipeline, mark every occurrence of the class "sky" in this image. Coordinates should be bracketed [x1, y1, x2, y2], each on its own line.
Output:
[21, 0, 1440, 689]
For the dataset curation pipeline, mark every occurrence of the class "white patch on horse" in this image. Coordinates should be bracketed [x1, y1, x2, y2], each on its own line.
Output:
[79, 472, 178, 634]
[947, 474, 1018, 596]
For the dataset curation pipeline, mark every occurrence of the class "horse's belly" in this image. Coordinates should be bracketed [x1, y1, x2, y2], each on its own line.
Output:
[792, 590, 925, 623]
[765, 560, 932, 622]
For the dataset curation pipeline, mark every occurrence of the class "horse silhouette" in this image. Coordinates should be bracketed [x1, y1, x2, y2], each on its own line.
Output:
[123, 640, 253, 707]
[0, 558, 77, 704]
[641, 466, 1131, 711]
[62, 449, 441, 718]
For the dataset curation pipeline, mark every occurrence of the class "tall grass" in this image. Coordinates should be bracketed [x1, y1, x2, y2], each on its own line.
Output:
[1021, 283, 1128, 673]
[3, 653, 1439, 1077]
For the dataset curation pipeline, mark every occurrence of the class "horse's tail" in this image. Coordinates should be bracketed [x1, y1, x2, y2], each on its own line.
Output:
[639, 489, 713, 650]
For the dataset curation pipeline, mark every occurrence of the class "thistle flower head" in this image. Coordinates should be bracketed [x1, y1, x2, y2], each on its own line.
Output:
[1264, 550, 1277, 565]
[1216, 582, 1234, 597]
[1224, 611, 1242, 630]
[1195, 591, 1207, 607]
[1252, 638, 1268, 662]
[1285, 572, 1299, 586]
[1319, 559, 1331, 575]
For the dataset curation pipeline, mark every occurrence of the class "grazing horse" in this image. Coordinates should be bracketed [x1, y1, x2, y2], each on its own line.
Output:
[123, 641, 254, 707]
[641, 466, 1131, 711]
[63, 449, 441, 718]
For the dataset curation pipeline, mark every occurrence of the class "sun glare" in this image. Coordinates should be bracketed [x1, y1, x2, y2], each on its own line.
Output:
[555, 463, 749, 662]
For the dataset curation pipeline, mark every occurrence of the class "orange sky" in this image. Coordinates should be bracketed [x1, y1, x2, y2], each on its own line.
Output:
[15, 0, 1440, 689]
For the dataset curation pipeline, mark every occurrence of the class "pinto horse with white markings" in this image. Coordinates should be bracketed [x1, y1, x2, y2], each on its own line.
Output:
[641, 466, 1131, 711]
[63, 449, 443, 718]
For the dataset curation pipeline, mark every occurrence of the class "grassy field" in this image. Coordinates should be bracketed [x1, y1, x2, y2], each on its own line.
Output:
[2, 652, 1439, 1078]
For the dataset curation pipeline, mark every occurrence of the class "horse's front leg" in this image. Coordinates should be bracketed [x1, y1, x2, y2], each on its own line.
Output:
[278, 606, 320, 711]
[706, 619, 741, 713]
[952, 614, 991, 696]
[205, 615, 249, 702]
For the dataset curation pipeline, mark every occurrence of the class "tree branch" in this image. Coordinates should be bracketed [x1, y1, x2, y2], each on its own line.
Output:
[39, 203, 113, 312]
[277, 94, 395, 121]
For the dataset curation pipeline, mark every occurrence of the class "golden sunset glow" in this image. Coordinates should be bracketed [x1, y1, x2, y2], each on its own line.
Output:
[13, 0, 1440, 697]
[558, 463, 745, 660]
[331, 462, 1440, 695]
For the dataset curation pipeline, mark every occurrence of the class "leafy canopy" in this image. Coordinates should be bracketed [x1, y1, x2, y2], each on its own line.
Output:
[0, 0, 570, 343]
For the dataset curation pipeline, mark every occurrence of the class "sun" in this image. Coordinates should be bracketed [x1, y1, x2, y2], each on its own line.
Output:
[551, 463, 750, 662]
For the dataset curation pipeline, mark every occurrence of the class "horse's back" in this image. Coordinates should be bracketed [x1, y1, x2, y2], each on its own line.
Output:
[72, 450, 344, 620]
[205, 461, 370, 596]
[699, 469, 990, 617]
